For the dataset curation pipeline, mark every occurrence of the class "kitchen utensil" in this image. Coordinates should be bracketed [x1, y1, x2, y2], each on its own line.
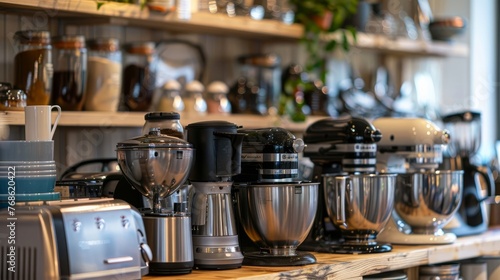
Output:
[234, 182, 318, 266]
[323, 173, 396, 253]
[186, 120, 245, 269]
[441, 111, 495, 237]
[393, 170, 463, 235]
[232, 127, 316, 266]
[116, 128, 195, 275]
[299, 116, 382, 252]
[0, 199, 152, 279]
[24, 105, 61, 141]
[373, 117, 463, 245]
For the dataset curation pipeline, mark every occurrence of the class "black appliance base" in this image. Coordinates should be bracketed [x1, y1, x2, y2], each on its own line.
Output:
[194, 263, 242, 270]
[242, 251, 317, 266]
[329, 242, 392, 254]
[149, 261, 193, 275]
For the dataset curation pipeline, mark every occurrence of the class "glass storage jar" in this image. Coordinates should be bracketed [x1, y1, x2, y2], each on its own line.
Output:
[84, 38, 122, 112]
[142, 111, 184, 139]
[122, 41, 157, 111]
[157, 80, 184, 113]
[13, 30, 53, 106]
[206, 80, 231, 114]
[51, 35, 87, 111]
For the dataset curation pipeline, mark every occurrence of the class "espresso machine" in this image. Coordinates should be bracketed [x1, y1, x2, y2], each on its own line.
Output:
[232, 127, 318, 266]
[373, 117, 464, 245]
[185, 121, 245, 269]
[299, 116, 396, 254]
[440, 111, 495, 236]
[116, 129, 195, 275]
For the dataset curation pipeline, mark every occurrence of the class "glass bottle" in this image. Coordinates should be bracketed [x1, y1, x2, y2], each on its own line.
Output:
[122, 41, 157, 111]
[51, 35, 88, 111]
[84, 38, 122, 112]
[13, 30, 53, 106]
[142, 111, 184, 139]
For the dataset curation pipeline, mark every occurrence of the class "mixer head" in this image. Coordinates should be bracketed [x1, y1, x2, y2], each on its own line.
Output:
[234, 127, 305, 183]
[372, 117, 450, 172]
[303, 116, 382, 174]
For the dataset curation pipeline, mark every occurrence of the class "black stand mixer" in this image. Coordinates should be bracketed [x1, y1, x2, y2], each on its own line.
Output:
[185, 121, 246, 270]
[298, 116, 395, 254]
[232, 127, 318, 266]
[441, 111, 496, 236]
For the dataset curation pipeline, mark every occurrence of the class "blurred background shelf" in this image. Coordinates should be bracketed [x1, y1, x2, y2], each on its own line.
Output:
[1, 110, 325, 132]
[0, 0, 467, 56]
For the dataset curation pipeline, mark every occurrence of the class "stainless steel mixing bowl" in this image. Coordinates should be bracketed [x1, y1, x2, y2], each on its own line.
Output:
[235, 182, 318, 256]
[323, 173, 397, 241]
[394, 170, 463, 234]
[116, 130, 194, 213]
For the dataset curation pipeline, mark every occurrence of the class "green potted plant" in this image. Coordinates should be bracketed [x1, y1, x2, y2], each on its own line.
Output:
[289, 0, 359, 79]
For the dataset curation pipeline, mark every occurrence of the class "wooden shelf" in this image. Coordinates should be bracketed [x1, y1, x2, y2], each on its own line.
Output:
[0, 0, 468, 56]
[1, 110, 326, 132]
[142, 228, 500, 280]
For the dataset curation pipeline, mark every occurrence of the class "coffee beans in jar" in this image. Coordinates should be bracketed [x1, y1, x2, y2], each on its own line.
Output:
[51, 35, 88, 111]
[13, 30, 53, 106]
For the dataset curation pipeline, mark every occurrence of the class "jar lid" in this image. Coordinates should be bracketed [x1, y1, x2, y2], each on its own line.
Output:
[87, 38, 120, 52]
[144, 112, 181, 121]
[163, 80, 181, 91]
[116, 128, 192, 149]
[14, 30, 51, 45]
[186, 80, 204, 93]
[207, 81, 228, 94]
[363, 271, 407, 280]
[124, 41, 155, 55]
[53, 35, 86, 49]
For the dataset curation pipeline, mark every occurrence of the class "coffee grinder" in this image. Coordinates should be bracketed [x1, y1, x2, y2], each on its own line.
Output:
[440, 111, 495, 236]
[299, 116, 395, 253]
[116, 129, 195, 275]
[185, 121, 246, 269]
[232, 127, 318, 266]
[373, 117, 464, 245]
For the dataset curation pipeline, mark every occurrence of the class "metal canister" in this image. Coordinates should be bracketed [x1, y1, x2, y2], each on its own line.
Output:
[419, 263, 460, 280]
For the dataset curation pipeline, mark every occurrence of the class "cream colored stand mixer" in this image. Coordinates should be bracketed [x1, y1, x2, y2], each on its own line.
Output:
[374, 117, 464, 245]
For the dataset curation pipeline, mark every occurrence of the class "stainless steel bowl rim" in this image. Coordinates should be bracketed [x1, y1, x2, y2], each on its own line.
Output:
[322, 173, 398, 178]
[395, 170, 464, 175]
[116, 144, 193, 149]
[235, 182, 319, 188]
[116, 132, 193, 149]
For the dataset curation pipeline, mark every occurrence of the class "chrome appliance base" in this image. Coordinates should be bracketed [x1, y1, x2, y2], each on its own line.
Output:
[376, 217, 457, 245]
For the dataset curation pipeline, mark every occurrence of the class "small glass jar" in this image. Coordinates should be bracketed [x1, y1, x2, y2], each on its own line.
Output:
[184, 80, 207, 116]
[13, 30, 53, 106]
[157, 80, 184, 113]
[84, 38, 122, 112]
[51, 35, 88, 111]
[142, 111, 184, 139]
[419, 263, 460, 280]
[0, 89, 27, 111]
[122, 41, 157, 111]
[206, 81, 231, 114]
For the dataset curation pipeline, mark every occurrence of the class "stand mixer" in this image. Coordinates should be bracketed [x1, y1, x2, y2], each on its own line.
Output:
[185, 121, 245, 270]
[373, 117, 464, 245]
[232, 127, 318, 266]
[299, 116, 396, 254]
[440, 111, 495, 236]
[116, 128, 195, 275]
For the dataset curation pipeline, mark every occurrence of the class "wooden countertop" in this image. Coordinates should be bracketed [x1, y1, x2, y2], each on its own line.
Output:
[143, 228, 500, 280]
